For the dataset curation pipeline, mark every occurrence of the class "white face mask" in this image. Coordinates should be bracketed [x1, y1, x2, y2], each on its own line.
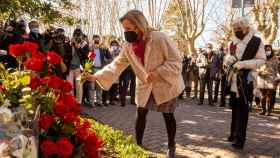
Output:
[206, 48, 212, 53]
[266, 51, 271, 56]
[31, 28, 39, 34]
[110, 46, 118, 51]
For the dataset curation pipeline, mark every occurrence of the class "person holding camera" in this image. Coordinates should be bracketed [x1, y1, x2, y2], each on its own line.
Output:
[64, 28, 89, 104]
[225, 18, 266, 150]
[0, 18, 26, 68]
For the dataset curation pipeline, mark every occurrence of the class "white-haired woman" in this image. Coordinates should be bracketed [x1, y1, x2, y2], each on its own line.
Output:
[85, 10, 184, 157]
[225, 18, 266, 149]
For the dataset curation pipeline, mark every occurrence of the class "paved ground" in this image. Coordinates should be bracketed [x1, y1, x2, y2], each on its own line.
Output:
[82, 98, 280, 158]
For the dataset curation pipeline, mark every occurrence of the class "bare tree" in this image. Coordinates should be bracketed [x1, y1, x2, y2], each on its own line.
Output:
[252, 0, 280, 44]
[163, 0, 215, 55]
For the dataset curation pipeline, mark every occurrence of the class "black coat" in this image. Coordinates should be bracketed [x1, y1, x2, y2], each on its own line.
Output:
[0, 32, 25, 68]
[63, 42, 89, 75]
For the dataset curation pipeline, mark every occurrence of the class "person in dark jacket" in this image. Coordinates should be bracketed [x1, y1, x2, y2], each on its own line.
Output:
[65, 28, 89, 104]
[0, 19, 26, 68]
[196, 43, 220, 106]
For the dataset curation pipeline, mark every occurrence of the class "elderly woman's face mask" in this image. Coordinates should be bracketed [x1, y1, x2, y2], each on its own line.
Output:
[233, 26, 246, 40]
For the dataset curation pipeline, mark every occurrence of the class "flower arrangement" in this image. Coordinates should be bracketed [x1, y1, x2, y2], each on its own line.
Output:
[0, 42, 103, 158]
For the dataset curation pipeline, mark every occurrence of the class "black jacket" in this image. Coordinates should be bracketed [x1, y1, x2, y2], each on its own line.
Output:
[63, 42, 89, 75]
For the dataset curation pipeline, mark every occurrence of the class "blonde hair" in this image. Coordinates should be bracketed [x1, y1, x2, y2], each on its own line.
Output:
[119, 10, 154, 35]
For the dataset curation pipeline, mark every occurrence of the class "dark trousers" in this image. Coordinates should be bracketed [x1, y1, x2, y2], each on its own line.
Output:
[102, 84, 118, 104]
[199, 72, 213, 104]
[213, 78, 220, 102]
[219, 74, 227, 106]
[83, 81, 91, 102]
[135, 107, 176, 148]
[119, 68, 136, 106]
[260, 89, 275, 114]
[192, 74, 199, 99]
[229, 92, 249, 145]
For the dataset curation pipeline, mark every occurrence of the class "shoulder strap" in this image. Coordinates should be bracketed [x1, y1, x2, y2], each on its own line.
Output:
[241, 36, 261, 61]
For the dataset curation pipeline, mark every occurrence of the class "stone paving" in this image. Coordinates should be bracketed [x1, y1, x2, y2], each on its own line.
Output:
[82, 98, 280, 158]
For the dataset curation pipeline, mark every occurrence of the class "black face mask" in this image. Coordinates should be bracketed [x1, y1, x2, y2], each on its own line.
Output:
[124, 31, 138, 43]
[235, 31, 245, 39]
[94, 40, 100, 44]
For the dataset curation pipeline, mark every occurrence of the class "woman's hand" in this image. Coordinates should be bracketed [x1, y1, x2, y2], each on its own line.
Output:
[82, 74, 97, 82]
[146, 71, 159, 83]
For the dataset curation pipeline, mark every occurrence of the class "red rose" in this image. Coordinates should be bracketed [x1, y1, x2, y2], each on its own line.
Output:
[9, 43, 25, 57]
[24, 57, 44, 72]
[62, 81, 72, 93]
[84, 132, 103, 158]
[64, 112, 79, 124]
[40, 76, 50, 85]
[23, 41, 39, 54]
[230, 43, 237, 51]
[40, 139, 57, 157]
[54, 101, 69, 117]
[58, 94, 80, 114]
[47, 51, 62, 65]
[48, 76, 64, 89]
[0, 85, 5, 93]
[39, 114, 54, 130]
[76, 126, 89, 141]
[86, 132, 103, 147]
[32, 51, 46, 61]
[84, 143, 99, 158]
[30, 76, 40, 89]
[88, 51, 96, 60]
[57, 138, 74, 158]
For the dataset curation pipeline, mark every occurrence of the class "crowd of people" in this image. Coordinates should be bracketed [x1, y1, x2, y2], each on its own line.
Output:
[0, 18, 137, 108]
[1, 12, 280, 157]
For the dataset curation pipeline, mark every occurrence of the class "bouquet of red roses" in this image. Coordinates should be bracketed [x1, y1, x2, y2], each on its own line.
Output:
[0, 42, 103, 158]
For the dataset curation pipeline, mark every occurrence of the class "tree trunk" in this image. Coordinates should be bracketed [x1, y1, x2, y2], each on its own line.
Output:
[187, 39, 196, 55]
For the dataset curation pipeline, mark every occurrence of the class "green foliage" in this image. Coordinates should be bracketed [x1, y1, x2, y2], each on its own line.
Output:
[0, 0, 76, 25]
[90, 120, 152, 158]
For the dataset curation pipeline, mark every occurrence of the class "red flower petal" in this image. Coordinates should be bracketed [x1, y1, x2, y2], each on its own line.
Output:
[24, 57, 44, 72]
[40, 139, 57, 157]
[9, 43, 25, 57]
[39, 114, 54, 130]
[57, 138, 74, 158]
[47, 51, 62, 65]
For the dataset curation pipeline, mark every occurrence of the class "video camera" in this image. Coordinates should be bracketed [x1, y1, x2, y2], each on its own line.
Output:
[4, 18, 26, 35]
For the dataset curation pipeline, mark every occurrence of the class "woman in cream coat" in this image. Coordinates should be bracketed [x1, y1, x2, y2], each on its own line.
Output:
[85, 10, 184, 157]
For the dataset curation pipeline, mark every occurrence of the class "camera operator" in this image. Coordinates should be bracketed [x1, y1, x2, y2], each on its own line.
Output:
[47, 27, 71, 79]
[65, 28, 89, 104]
[0, 18, 26, 68]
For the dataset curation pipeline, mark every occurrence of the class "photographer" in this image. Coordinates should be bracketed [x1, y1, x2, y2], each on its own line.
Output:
[0, 18, 26, 68]
[49, 28, 72, 79]
[65, 28, 89, 104]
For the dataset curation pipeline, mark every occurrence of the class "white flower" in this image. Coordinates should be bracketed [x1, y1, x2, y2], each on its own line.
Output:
[21, 87, 31, 93]
[0, 107, 13, 123]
